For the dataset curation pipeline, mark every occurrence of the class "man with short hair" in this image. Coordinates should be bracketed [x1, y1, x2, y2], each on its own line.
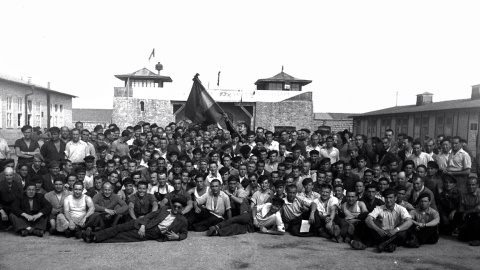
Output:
[193, 179, 231, 232]
[84, 197, 188, 243]
[408, 176, 437, 211]
[320, 136, 340, 164]
[407, 141, 433, 167]
[340, 190, 369, 244]
[128, 181, 158, 221]
[436, 139, 451, 172]
[352, 188, 412, 252]
[436, 174, 461, 235]
[406, 193, 440, 247]
[360, 184, 385, 213]
[44, 176, 70, 234]
[457, 175, 480, 246]
[9, 182, 52, 237]
[0, 167, 24, 229]
[446, 136, 472, 192]
[63, 181, 102, 238]
[65, 129, 89, 169]
[314, 184, 342, 242]
[281, 184, 319, 237]
[40, 126, 66, 164]
[92, 182, 129, 229]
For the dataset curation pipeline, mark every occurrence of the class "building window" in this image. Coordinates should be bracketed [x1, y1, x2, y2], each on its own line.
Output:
[445, 114, 453, 136]
[290, 83, 300, 91]
[17, 97, 23, 127]
[27, 100, 32, 126]
[421, 115, 429, 139]
[140, 101, 145, 112]
[268, 83, 283, 90]
[6, 97, 13, 127]
[367, 118, 377, 137]
[35, 102, 41, 127]
[471, 123, 478, 131]
[380, 118, 391, 133]
[59, 105, 64, 126]
[396, 116, 408, 134]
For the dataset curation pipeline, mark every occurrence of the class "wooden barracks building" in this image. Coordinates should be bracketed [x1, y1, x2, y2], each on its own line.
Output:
[351, 86, 480, 157]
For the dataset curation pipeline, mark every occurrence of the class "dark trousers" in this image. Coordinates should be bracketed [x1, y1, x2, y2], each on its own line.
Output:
[371, 229, 408, 247]
[217, 212, 253, 236]
[353, 221, 407, 247]
[409, 226, 439, 245]
[192, 208, 223, 232]
[95, 219, 161, 243]
[458, 213, 480, 242]
[284, 211, 321, 237]
[68, 212, 104, 233]
[9, 214, 48, 232]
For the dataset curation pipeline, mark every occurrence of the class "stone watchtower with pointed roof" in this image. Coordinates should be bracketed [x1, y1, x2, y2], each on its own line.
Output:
[254, 70, 312, 91]
[112, 63, 177, 126]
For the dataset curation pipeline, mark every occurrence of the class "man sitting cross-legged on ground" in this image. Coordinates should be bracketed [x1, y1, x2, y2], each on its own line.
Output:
[44, 176, 70, 235]
[281, 184, 320, 237]
[63, 181, 103, 238]
[206, 198, 254, 237]
[339, 189, 369, 244]
[314, 184, 342, 243]
[193, 179, 231, 232]
[84, 197, 188, 243]
[254, 196, 285, 235]
[351, 188, 412, 252]
[405, 193, 440, 248]
[9, 182, 52, 237]
[92, 182, 129, 230]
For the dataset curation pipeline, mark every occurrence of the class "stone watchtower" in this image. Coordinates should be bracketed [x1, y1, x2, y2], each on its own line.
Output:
[112, 63, 174, 128]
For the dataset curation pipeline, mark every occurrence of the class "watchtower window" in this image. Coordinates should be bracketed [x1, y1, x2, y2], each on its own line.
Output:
[140, 101, 145, 112]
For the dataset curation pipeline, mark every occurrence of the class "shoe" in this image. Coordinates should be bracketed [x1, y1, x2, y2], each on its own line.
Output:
[386, 244, 396, 253]
[344, 235, 352, 244]
[407, 235, 420, 248]
[452, 228, 460, 235]
[318, 228, 330, 238]
[34, 229, 44, 237]
[469, 240, 480, 246]
[21, 230, 28, 237]
[65, 229, 72, 238]
[333, 225, 342, 243]
[75, 230, 84, 239]
[350, 240, 367, 250]
[206, 226, 218, 236]
[347, 224, 355, 235]
[84, 227, 93, 243]
[49, 228, 56, 235]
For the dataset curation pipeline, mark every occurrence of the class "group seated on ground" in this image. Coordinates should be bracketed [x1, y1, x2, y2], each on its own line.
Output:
[0, 118, 478, 252]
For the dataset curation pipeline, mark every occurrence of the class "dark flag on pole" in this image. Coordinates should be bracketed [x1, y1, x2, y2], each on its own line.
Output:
[185, 74, 224, 125]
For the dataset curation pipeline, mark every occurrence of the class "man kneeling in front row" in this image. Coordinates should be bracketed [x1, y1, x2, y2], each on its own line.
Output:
[83, 197, 188, 243]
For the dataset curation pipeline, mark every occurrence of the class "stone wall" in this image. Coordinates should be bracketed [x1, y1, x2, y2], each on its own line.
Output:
[112, 97, 175, 129]
[255, 100, 314, 131]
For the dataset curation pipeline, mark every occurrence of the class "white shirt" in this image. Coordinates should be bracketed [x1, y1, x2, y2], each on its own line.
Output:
[65, 140, 89, 163]
[319, 147, 340, 163]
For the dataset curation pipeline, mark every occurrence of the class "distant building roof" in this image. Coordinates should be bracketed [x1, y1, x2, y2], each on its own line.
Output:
[115, 67, 172, 82]
[254, 71, 312, 86]
[73, 109, 113, 123]
[315, 112, 356, 120]
[352, 98, 480, 118]
[0, 72, 77, 98]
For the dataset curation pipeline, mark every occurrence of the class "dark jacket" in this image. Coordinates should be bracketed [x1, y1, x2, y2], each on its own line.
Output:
[11, 193, 52, 217]
[0, 181, 23, 212]
[40, 140, 66, 164]
[41, 173, 57, 192]
[134, 207, 188, 241]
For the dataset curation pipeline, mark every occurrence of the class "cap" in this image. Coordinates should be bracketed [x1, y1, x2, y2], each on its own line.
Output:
[468, 173, 478, 180]
[48, 161, 60, 169]
[33, 153, 44, 162]
[171, 197, 187, 207]
[347, 146, 358, 152]
[121, 130, 131, 137]
[84, 155, 95, 162]
[75, 166, 87, 173]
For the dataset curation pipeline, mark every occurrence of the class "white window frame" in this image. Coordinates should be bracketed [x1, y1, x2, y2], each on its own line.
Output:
[6, 97, 13, 127]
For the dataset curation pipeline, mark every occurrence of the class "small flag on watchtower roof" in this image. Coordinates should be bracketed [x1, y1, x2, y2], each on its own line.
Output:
[185, 74, 224, 126]
[148, 49, 155, 61]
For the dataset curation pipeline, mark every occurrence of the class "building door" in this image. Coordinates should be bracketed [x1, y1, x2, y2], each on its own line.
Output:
[468, 112, 478, 157]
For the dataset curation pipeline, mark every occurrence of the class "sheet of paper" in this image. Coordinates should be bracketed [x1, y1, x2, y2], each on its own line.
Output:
[300, 220, 311, 233]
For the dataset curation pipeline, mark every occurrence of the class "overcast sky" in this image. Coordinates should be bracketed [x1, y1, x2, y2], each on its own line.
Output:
[1, 0, 480, 114]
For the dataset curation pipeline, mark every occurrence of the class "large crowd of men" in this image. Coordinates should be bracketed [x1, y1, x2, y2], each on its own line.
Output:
[0, 116, 478, 252]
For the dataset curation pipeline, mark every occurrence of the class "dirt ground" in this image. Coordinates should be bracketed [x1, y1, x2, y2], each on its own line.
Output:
[0, 229, 477, 270]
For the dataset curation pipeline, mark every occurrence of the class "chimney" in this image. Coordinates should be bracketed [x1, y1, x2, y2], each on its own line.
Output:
[47, 82, 50, 89]
[416, 92, 433, 106]
[28, 77, 31, 84]
[472, 84, 480, 100]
